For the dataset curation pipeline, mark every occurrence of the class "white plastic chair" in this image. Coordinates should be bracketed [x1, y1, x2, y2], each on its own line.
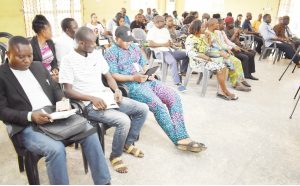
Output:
[258, 39, 280, 64]
[183, 58, 213, 97]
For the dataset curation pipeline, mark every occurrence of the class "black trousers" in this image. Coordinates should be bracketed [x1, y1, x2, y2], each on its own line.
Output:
[270, 42, 300, 64]
[234, 50, 256, 77]
[254, 35, 263, 54]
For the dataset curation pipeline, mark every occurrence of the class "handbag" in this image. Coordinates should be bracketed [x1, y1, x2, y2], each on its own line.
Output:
[35, 106, 96, 141]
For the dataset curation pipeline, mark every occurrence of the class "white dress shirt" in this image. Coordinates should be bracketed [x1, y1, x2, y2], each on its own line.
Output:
[259, 22, 279, 47]
[147, 26, 172, 52]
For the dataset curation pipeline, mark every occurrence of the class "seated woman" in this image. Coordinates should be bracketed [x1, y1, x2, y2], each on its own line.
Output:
[112, 13, 125, 41]
[86, 13, 106, 38]
[206, 18, 251, 92]
[104, 26, 207, 153]
[185, 20, 238, 100]
[31, 14, 58, 81]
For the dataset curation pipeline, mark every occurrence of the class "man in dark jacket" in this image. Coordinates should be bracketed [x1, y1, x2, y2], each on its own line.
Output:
[0, 36, 111, 185]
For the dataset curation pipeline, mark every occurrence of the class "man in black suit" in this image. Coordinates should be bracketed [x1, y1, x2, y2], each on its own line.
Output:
[0, 36, 111, 184]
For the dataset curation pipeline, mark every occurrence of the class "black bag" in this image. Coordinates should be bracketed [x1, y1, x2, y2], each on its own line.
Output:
[36, 106, 96, 141]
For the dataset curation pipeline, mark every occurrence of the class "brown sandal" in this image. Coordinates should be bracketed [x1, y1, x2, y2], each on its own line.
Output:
[110, 157, 128, 173]
[124, 145, 144, 158]
[177, 141, 207, 153]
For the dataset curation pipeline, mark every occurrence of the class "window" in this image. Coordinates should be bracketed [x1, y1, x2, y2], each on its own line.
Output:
[130, 0, 157, 11]
[184, 0, 225, 16]
[22, 0, 82, 38]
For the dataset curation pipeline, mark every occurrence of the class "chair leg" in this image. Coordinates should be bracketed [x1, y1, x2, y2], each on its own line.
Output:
[24, 152, 40, 185]
[273, 49, 279, 64]
[183, 65, 192, 87]
[98, 123, 105, 154]
[201, 69, 209, 97]
[18, 155, 25, 172]
[161, 62, 168, 82]
[196, 72, 203, 85]
[259, 48, 265, 61]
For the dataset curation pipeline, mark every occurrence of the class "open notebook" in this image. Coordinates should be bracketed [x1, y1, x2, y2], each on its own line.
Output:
[92, 88, 119, 110]
[42, 108, 77, 120]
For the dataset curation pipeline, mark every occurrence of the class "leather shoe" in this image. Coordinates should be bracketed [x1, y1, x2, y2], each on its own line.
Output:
[246, 75, 259, 81]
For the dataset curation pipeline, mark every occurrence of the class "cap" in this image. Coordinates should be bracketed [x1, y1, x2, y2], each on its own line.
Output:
[224, 16, 234, 23]
[115, 26, 136, 42]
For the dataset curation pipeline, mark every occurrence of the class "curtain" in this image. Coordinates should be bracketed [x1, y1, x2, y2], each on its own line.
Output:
[22, 0, 81, 37]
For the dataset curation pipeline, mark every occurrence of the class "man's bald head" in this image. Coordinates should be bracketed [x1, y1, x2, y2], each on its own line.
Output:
[207, 18, 219, 31]
[74, 26, 95, 43]
[153, 15, 164, 23]
[246, 12, 252, 20]
[153, 15, 165, 29]
[283, 15, 290, 25]
[207, 18, 218, 26]
[74, 26, 97, 54]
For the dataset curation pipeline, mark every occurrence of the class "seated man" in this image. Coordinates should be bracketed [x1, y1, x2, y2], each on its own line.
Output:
[130, 13, 146, 31]
[223, 17, 258, 80]
[206, 18, 251, 92]
[147, 15, 189, 92]
[55, 18, 78, 66]
[59, 27, 149, 174]
[259, 14, 300, 68]
[166, 15, 186, 50]
[104, 26, 207, 153]
[273, 16, 300, 50]
[242, 12, 263, 54]
[0, 36, 111, 185]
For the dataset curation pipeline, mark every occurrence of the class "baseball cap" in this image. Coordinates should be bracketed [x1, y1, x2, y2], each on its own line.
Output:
[224, 16, 234, 23]
[115, 26, 136, 42]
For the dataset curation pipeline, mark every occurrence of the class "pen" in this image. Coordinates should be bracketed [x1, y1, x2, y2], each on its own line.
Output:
[41, 109, 53, 123]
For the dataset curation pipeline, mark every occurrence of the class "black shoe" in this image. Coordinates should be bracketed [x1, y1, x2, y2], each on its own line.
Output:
[247, 75, 259, 80]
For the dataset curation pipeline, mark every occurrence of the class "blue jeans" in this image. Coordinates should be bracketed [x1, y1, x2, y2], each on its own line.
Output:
[86, 97, 148, 157]
[21, 126, 111, 185]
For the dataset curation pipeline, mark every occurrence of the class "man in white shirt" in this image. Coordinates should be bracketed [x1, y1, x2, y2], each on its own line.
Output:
[172, 10, 182, 28]
[59, 27, 149, 174]
[55, 18, 78, 66]
[0, 36, 111, 184]
[147, 15, 189, 92]
[259, 14, 300, 67]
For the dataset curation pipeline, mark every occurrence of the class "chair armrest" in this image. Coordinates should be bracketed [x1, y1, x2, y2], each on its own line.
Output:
[70, 99, 87, 117]
[101, 74, 129, 97]
[118, 84, 129, 97]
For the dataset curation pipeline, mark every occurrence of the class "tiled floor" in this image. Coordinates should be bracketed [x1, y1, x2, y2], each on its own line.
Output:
[0, 56, 300, 184]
